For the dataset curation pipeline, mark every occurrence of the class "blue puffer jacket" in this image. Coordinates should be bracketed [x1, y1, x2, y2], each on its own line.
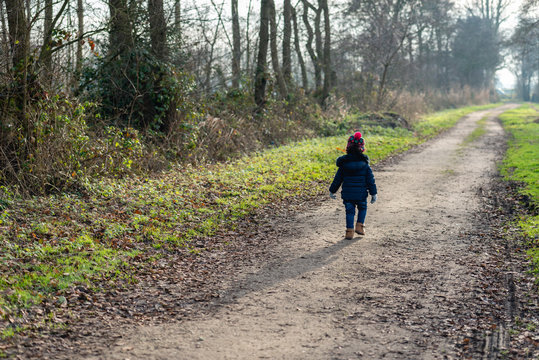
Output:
[329, 154, 377, 201]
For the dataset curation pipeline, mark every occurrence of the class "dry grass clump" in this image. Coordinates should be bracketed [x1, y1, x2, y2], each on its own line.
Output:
[391, 86, 496, 122]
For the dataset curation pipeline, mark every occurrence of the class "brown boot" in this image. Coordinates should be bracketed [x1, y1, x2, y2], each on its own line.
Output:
[345, 228, 354, 240]
[355, 222, 365, 235]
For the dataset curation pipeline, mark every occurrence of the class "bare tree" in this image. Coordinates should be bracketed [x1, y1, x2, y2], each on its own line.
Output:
[268, 0, 288, 97]
[465, 0, 510, 34]
[75, 0, 83, 84]
[195, 1, 225, 92]
[345, 0, 417, 109]
[282, 0, 292, 84]
[231, 0, 241, 88]
[43, 0, 53, 83]
[314, 1, 323, 90]
[302, 0, 320, 90]
[291, 5, 308, 89]
[510, 0, 539, 101]
[37, 0, 69, 71]
[0, 2, 9, 74]
[320, 0, 331, 105]
[254, 0, 270, 108]
[175, 0, 181, 34]
[244, 0, 253, 76]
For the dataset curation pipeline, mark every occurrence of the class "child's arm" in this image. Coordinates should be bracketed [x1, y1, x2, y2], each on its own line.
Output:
[329, 168, 344, 194]
[366, 166, 377, 196]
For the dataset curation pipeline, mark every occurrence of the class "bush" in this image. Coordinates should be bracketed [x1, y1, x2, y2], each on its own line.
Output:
[0, 96, 144, 194]
[82, 48, 199, 133]
[156, 87, 330, 164]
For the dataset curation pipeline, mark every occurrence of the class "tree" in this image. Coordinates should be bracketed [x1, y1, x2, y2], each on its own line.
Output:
[75, 0, 84, 83]
[4, 0, 28, 72]
[254, 0, 270, 108]
[302, 0, 321, 90]
[510, 0, 539, 101]
[320, 0, 332, 105]
[175, 0, 181, 34]
[465, 0, 510, 35]
[231, 0, 241, 88]
[291, 5, 308, 89]
[268, 0, 288, 97]
[148, 0, 168, 61]
[282, 0, 292, 84]
[346, 0, 417, 109]
[196, 1, 226, 92]
[408, 0, 456, 91]
[452, 16, 500, 88]
[314, 1, 323, 90]
[4, 0, 30, 120]
[43, 0, 53, 83]
[108, 0, 133, 57]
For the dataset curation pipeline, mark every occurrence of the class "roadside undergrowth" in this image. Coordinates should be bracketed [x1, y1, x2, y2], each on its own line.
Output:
[498, 104, 539, 279]
[0, 103, 502, 336]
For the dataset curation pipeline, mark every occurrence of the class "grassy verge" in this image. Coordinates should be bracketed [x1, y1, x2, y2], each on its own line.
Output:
[498, 104, 539, 278]
[0, 103, 502, 331]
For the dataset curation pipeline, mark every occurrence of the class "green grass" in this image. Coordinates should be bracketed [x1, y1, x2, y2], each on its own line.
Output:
[0, 103, 503, 324]
[462, 116, 488, 146]
[498, 104, 539, 277]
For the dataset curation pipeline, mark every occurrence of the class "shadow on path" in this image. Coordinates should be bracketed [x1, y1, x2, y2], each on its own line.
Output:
[218, 235, 359, 303]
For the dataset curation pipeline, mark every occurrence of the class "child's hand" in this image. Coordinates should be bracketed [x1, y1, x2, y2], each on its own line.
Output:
[329, 192, 337, 200]
[371, 194, 377, 204]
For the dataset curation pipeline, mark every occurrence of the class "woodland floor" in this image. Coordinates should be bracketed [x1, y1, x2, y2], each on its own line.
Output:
[10, 104, 539, 359]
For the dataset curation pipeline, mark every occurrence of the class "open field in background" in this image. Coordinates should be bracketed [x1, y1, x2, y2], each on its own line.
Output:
[0, 103, 502, 338]
[498, 104, 539, 276]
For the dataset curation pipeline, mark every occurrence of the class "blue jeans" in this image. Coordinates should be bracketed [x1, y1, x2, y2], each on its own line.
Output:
[344, 200, 367, 229]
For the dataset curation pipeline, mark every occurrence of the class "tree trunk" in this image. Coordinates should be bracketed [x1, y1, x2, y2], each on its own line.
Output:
[43, 0, 52, 84]
[4, 0, 28, 71]
[291, 6, 308, 89]
[245, 0, 253, 76]
[231, 0, 241, 88]
[268, 0, 288, 97]
[302, 0, 319, 90]
[5, 0, 29, 115]
[4, 0, 29, 145]
[174, 0, 181, 34]
[75, 0, 83, 82]
[314, 4, 323, 90]
[108, 0, 133, 57]
[0, 1, 10, 74]
[282, 0, 292, 84]
[320, 0, 331, 105]
[254, 0, 270, 108]
[148, 0, 168, 61]
[198, 1, 223, 92]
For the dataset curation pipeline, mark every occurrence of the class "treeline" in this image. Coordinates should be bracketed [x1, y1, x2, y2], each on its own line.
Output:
[510, 0, 539, 102]
[0, 0, 536, 194]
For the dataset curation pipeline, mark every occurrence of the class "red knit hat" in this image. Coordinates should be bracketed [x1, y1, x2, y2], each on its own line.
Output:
[346, 131, 365, 152]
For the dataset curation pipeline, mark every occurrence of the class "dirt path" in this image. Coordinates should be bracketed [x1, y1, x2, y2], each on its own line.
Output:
[88, 104, 518, 359]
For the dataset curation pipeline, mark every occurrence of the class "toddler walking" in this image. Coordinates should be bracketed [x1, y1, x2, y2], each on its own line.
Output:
[329, 132, 377, 239]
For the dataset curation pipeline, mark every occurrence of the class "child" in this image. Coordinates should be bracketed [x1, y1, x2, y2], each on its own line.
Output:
[329, 132, 377, 239]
